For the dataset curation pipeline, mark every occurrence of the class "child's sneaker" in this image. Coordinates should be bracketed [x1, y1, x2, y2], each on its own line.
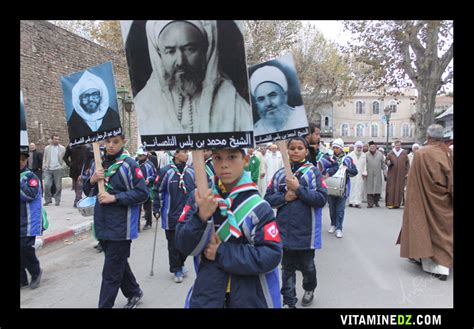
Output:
[301, 290, 314, 306]
[181, 266, 189, 277]
[174, 271, 184, 283]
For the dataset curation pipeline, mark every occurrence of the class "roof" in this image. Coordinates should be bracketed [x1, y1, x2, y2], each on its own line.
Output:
[435, 105, 453, 119]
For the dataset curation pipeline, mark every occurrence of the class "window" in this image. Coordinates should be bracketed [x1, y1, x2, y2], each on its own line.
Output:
[389, 123, 395, 137]
[371, 123, 378, 137]
[325, 117, 329, 126]
[372, 101, 380, 115]
[341, 124, 349, 137]
[402, 124, 410, 138]
[389, 100, 397, 113]
[356, 123, 364, 137]
[355, 101, 364, 114]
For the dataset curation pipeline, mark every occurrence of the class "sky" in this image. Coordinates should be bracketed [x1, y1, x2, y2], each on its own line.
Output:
[303, 20, 452, 93]
[303, 20, 350, 46]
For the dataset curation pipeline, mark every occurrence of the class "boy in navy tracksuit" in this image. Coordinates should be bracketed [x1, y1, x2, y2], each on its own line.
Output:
[175, 148, 282, 308]
[136, 149, 157, 230]
[20, 152, 43, 289]
[265, 137, 327, 308]
[153, 149, 195, 283]
[83, 136, 148, 308]
[326, 138, 358, 238]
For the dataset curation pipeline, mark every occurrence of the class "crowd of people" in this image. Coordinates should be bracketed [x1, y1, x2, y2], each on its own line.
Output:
[20, 123, 453, 307]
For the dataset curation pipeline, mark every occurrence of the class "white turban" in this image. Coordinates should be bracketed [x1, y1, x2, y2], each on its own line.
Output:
[250, 65, 288, 96]
[412, 143, 420, 150]
[332, 138, 344, 149]
[354, 140, 364, 148]
[146, 20, 207, 53]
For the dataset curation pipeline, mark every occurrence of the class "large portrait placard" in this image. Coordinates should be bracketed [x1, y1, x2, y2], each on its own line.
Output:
[61, 61, 122, 146]
[121, 20, 254, 150]
[248, 53, 309, 144]
[20, 90, 28, 153]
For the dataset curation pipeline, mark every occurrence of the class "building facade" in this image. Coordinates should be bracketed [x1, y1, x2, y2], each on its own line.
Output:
[330, 90, 417, 148]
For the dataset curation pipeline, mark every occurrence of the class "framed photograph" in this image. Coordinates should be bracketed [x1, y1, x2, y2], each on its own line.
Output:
[60, 61, 122, 146]
[20, 90, 28, 153]
[121, 20, 254, 150]
[248, 53, 309, 144]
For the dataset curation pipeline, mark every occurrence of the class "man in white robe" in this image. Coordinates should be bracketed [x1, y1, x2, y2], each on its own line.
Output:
[348, 141, 367, 208]
[255, 147, 267, 196]
[264, 144, 283, 187]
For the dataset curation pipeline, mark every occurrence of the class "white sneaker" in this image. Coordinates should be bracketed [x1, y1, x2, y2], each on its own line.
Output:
[328, 225, 336, 233]
[336, 230, 343, 238]
[174, 271, 184, 283]
[182, 266, 189, 277]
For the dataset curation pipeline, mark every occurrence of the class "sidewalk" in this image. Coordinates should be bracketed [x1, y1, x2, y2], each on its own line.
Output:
[35, 177, 93, 250]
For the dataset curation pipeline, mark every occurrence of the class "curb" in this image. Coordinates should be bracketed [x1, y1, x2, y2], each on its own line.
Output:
[35, 220, 93, 250]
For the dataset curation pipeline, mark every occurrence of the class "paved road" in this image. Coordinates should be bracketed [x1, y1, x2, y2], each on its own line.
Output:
[20, 202, 453, 308]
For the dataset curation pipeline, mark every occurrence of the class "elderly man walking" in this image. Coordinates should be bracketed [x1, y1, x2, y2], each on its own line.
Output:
[265, 144, 283, 187]
[385, 140, 409, 209]
[348, 141, 367, 208]
[407, 143, 420, 167]
[365, 141, 385, 208]
[397, 124, 453, 281]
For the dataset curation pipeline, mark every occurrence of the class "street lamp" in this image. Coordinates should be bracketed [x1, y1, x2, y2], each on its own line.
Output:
[116, 85, 134, 140]
[383, 105, 394, 151]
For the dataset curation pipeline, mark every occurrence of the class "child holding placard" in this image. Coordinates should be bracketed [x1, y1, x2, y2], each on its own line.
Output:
[175, 148, 282, 308]
[264, 137, 328, 308]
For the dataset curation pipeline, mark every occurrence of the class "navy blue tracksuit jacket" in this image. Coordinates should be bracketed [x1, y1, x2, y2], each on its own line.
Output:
[265, 162, 328, 250]
[175, 185, 282, 308]
[20, 168, 42, 237]
[83, 152, 149, 241]
[153, 163, 196, 230]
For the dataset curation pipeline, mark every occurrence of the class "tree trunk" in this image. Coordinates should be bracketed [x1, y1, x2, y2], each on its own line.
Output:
[415, 85, 438, 144]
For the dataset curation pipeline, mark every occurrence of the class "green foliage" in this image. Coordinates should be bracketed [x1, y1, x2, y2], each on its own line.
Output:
[244, 20, 303, 65]
[342, 20, 453, 143]
[291, 24, 358, 118]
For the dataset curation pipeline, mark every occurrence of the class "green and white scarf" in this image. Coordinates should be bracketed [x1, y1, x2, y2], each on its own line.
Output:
[170, 161, 188, 194]
[212, 172, 259, 239]
[104, 149, 130, 191]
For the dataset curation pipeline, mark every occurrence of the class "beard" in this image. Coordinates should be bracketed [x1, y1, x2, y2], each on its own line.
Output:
[81, 100, 100, 114]
[164, 62, 205, 97]
[259, 105, 287, 125]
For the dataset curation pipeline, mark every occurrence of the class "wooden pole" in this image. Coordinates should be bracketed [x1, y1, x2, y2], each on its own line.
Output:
[92, 142, 105, 194]
[277, 140, 293, 178]
[191, 150, 209, 196]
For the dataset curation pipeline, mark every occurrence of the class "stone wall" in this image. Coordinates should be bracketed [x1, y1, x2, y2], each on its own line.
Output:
[20, 20, 138, 152]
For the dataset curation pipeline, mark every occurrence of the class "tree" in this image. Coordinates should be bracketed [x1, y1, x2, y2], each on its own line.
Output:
[342, 20, 453, 143]
[244, 20, 302, 66]
[50, 20, 124, 52]
[291, 24, 359, 123]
